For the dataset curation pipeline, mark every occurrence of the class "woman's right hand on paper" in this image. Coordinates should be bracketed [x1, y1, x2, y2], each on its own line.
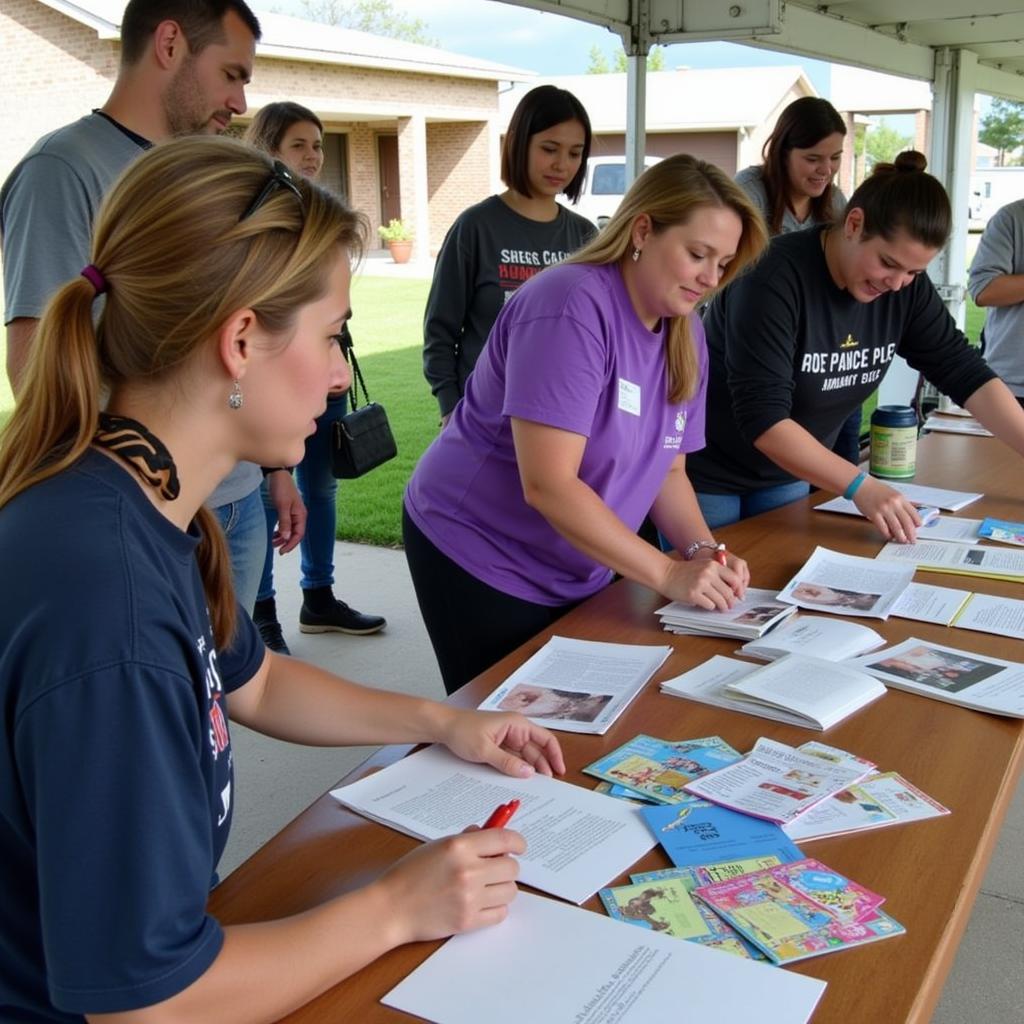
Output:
[852, 476, 922, 544]
[376, 828, 524, 945]
[660, 555, 745, 611]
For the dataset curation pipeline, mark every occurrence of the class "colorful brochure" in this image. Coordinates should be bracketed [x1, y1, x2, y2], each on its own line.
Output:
[640, 801, 803, 870]
[583, 734, 742, 805]
[682, 737, 874, 825]
[694, 858, 905, 964]
[978, 517, 1024, 547]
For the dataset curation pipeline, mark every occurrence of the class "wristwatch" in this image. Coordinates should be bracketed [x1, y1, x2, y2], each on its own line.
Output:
[682, 539, 719, 561]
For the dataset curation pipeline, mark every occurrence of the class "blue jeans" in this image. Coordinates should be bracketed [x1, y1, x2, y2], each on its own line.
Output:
[212, 486, 266, 614]
[258, 392, 346, 599]
[695, 480, 811, 531]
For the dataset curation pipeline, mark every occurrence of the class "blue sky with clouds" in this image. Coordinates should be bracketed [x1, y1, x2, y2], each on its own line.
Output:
[277, 0, 834, 94]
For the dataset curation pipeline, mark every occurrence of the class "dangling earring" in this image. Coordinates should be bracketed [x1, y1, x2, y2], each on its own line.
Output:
[228, 379, 243, 410]
[632, 247, 641, 262]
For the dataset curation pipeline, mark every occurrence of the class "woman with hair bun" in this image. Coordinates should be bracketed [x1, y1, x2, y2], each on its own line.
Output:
[688, 151, 1024, 541]
[0, 136, 563, 1022]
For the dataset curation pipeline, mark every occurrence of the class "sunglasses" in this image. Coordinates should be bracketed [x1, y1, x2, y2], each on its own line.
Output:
[240, 159, 304, 221]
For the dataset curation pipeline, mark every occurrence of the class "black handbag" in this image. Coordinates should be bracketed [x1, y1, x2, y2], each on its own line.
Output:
[330, 333, 397, 479]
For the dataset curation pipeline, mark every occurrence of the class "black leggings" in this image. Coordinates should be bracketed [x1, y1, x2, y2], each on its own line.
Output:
[402, 506, 577, 696]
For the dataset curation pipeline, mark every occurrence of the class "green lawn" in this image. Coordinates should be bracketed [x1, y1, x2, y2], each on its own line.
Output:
[0, 277, 996, 548]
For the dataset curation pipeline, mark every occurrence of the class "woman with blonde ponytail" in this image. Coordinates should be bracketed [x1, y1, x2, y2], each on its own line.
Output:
[0, 135, 563, 1023]
[404, 153, 768, 695]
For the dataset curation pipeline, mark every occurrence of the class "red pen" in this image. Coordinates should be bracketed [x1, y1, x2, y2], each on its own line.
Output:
[482, 799, 520, 829]
[714, 543, 728, 567]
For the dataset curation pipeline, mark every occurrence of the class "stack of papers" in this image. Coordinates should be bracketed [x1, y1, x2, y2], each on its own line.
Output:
[655, 588, 796, 639]
[475, 635, 671, 735]
[922, 413, 993, 436]
[778, 546, 915, 620]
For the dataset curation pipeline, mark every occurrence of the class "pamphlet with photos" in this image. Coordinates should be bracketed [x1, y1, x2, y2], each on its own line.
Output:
[583, 734, 742, 804]
[978, 517, 1024, 547]
[476, 635, 671, 735]
[847, 637, 1024, 718]
[739, 615, 885, 662]
[682, 737, 875, 825]
[784, 771, 950, 842]
[876, 540, 1024, 582]
[777, 546, 914, 620]
[656, 588, 796, 639]
[694, 858, 905, 965]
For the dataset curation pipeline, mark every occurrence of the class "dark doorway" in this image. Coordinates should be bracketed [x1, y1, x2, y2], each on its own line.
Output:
[377, 134, 400, 226]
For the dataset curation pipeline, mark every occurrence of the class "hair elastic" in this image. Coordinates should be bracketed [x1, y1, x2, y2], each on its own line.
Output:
[81, 264, 108, 295]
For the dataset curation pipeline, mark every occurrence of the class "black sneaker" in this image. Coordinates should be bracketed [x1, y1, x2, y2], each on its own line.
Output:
[253, 598, 291, 655]
[299, 590, 386, 635]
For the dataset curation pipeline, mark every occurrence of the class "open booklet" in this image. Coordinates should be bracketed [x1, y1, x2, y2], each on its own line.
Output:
[475, 635, 671, 735]
[660, 654, 882, 730]
[877, 539, 1024, 581]
[846, 637, 1024, 718]
[682, 737, 874, 824]
[382, 890, 827, 1024]
[892, 582, 1024, 640]
[655, 588, 796, 639]
[330, 745, 658, 905]
[777, 546, 914, 620]
[739, 614, 885, 662]
[815, 481, 982, 514]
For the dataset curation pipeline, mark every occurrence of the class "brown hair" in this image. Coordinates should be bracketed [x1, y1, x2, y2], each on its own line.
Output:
[843, 150, 951, 249]
[245, 101, 324, 155]
[761, 97, 846, 235]
[0, 136, 367, 647]
[501, 85, 592, 202]
[120, 0, 261, 65]
[566, 154, 767, 402]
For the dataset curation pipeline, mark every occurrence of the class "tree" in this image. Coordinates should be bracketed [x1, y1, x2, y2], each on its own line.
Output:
[864, 123, 912, 169]
[299, 0, 437, 45]
[586, 44, 665, 73]
[979, 98, 1024, 167]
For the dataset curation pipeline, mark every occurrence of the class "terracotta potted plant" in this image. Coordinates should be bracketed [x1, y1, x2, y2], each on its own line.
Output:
[378, 218, 413, 264]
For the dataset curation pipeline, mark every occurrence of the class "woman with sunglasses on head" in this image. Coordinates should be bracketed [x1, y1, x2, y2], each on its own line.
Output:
[244, 102, 385, 655]
[734, 97, 862, 464]
[405, 155, 768, 695]
[423, 84, 598, 425]
[687, 151, 1024, 541]
[0, 137, 564, 1023]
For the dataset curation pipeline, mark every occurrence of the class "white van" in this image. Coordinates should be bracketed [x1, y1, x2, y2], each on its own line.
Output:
[560, 155, 662, 228]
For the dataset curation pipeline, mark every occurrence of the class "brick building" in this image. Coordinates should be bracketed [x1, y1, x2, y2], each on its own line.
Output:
[0, 0, 532, 259]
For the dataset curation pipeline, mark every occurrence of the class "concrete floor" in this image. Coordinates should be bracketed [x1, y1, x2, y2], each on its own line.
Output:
[222, 538, 1023, 1023]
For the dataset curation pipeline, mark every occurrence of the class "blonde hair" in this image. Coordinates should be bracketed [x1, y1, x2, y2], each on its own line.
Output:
[566, 154, 767, 402]
[0, 135, 368, 646]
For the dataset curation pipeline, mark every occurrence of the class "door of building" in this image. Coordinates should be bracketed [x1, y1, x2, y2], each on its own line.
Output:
[377, 134, 400, 227]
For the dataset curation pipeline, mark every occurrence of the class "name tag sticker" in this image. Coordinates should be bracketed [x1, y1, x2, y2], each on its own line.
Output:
[618, 378, 641, 416]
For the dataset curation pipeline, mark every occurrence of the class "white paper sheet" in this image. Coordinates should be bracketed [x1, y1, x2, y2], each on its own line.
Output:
[330, 745, 657, 904]
[890, 582, 972, 626]
[815, 482, 983, 514]
[777, 546, 914, 619]
[953, 592, 1024, 641]
[382, 890, 826, 1024]
[476, 635, 671, 734]
[876, 540, 1024, 580]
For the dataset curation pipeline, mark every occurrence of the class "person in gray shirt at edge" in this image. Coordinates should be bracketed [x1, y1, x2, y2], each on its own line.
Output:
[968, 197, 1024, 406]
[0, 0, 304, 615]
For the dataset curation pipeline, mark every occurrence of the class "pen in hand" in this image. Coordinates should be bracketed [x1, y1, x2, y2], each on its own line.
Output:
[714, 543, 728, 567]
[482, 799, 520, 830]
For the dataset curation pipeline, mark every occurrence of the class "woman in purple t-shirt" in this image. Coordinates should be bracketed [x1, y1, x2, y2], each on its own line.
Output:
[404, 155, 769, 694]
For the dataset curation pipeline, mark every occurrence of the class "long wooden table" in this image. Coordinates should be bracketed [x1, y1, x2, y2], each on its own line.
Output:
[210, 431, 1024, 1022]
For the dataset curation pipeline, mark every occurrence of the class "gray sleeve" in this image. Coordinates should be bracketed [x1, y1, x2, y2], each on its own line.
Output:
[422, 218, 473, 417]
[2, 153, 95, 322]
[968, 206, 1020, 301]
[734, 167, 770, 220]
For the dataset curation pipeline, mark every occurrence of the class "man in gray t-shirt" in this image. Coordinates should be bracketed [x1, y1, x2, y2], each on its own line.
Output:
[968, 198, 1024, 400]
[0, 0, 290, 612]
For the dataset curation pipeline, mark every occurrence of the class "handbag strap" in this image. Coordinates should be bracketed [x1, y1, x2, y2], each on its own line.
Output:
[340, 329, 371, 410]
